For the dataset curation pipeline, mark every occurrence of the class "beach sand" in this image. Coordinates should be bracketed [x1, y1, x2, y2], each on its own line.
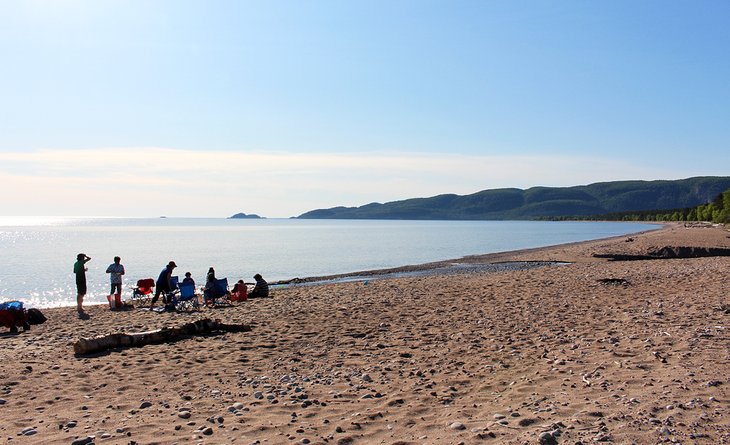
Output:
[1, 223, 728, 444]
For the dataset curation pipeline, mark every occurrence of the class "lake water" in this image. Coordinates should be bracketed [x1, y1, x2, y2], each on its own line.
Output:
[0, 218, 656, 308]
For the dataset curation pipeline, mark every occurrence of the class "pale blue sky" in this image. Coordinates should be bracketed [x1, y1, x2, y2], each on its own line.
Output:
[0, 1, 728, 217]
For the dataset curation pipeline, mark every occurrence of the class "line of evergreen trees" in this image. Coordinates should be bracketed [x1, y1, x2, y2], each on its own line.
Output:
[541, 188, 730, 223]
[694, 189, 730, 223]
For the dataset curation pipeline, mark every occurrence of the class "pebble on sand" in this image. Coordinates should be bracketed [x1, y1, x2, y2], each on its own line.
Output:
[20, 427, 37, 436]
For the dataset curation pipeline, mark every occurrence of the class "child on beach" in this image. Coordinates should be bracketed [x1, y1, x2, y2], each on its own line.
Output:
[231, 279, 247, 301]
[182, 272, 195, 286]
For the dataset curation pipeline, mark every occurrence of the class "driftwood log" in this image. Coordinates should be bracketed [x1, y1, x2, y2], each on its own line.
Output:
[74, 318, 251, 355]
[593, 246, 730, 261]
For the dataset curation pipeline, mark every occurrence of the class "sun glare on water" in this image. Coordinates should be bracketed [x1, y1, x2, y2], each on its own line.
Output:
[0, 216, 93, 227]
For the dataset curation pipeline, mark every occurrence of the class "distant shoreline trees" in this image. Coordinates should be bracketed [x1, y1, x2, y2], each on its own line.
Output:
[540, 188, 730, 224]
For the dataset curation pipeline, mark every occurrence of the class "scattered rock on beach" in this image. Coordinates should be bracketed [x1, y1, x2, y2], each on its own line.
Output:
[201, 426, 214, 435]
[19, 427, 37, 436]
[538, 431, 558, 445]
[71, 436, 94, 445]
[518, 418, 536, 427]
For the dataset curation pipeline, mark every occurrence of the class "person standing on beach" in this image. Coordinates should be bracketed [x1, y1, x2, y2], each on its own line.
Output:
[105, 256, 125, 297]
[151, 261, 176, 306]
[73, 253, 92, 317]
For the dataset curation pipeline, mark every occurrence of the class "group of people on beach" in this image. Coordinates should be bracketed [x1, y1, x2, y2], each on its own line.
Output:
[73, 254, 269, 318]
[150, 261, 269, 305]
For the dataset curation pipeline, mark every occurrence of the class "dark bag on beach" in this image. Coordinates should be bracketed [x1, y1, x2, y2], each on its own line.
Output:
[27, 308, 47, 325]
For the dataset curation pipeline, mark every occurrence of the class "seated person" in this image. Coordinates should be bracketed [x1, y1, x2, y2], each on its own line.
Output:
[182, 272, 195, 286]
[248, 273, 269, 298]
[231, 280, 247, 301]
[203, 267, 217, 306]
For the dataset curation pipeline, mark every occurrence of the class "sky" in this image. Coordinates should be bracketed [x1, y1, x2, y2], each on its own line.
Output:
[0, 0, 728, 218]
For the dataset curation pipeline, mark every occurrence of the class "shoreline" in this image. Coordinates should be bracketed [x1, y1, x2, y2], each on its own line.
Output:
[15, 221, 664, 309]
[271, 222, 666, 286]
[1, 222, 728, 444]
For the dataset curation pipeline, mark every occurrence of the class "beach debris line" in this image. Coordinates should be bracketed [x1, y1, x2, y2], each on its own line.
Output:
[73, 318, 251, 355]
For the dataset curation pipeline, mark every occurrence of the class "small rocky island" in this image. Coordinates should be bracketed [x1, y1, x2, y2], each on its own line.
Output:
[229, 212, 263, 219]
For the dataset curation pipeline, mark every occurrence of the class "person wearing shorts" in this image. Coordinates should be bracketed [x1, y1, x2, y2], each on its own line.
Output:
[74, 253, 92, 316]
[106, 256, 125, 296]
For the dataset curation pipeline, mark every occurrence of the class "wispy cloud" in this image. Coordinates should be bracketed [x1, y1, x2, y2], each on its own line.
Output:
[0, 147, 686, 217]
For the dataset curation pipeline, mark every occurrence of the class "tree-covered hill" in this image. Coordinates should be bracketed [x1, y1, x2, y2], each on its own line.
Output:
[297, 177, 730, 220]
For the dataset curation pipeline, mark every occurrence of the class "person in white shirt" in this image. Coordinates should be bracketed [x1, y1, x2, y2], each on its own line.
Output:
[105, 256, 125, 297]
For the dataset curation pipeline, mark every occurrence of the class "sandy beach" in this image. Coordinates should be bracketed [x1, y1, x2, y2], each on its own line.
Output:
[1, 223, 728, 445]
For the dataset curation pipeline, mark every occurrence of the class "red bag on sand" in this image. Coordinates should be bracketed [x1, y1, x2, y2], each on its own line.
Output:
[107, 294, 122, 309]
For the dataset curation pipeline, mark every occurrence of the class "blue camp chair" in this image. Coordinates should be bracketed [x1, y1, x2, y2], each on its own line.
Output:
[174, 282, 200, 312]
[204, 278, 230, 306]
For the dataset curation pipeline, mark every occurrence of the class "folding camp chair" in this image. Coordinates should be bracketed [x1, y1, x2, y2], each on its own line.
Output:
[203, 278, 231, 306]
[174, 282, 200, 312]
[131, 278, 155, 306]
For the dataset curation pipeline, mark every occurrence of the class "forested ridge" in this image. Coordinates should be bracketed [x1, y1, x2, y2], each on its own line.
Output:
[551, 187, 730, 223]
[298, 177, 730, 221]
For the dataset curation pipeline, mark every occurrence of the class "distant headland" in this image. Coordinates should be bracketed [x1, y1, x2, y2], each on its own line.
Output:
[229, 213, 264, 219]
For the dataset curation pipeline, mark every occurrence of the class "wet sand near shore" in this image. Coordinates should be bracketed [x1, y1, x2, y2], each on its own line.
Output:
[1, 223, 728, 444]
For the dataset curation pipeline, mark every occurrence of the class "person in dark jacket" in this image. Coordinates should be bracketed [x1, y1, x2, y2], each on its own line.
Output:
[248, 273, 269, 298]
[151, 261, 176, 306]
[182, 271, 195, 286]
[203, 267, 218, 306]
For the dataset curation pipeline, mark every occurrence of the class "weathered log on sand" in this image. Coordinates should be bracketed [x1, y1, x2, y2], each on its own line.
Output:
[593, 245, 730, 261]
[74, 318, 251, 355]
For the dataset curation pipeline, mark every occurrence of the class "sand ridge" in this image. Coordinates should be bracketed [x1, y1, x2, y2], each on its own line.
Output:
[0, 223, 728, 444]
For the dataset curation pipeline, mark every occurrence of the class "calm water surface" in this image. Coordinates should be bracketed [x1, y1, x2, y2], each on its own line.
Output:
[0, 218, 656, 308]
